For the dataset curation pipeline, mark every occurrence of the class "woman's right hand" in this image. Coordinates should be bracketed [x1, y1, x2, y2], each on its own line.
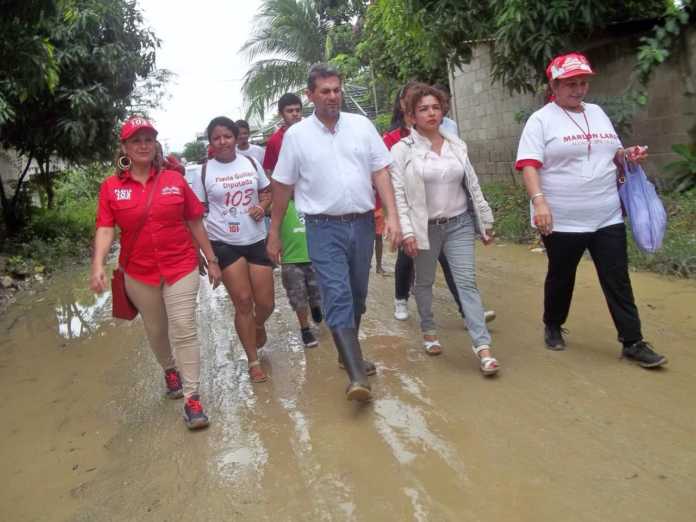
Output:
[89, 265, 108, 294]
[403, 237, 418, 257]
[198, 252, 208, 276]
[533, 199, 554, 236]
[207, 261, 222, 289]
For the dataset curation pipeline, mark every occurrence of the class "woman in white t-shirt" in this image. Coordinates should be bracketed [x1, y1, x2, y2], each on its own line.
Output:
[515, 52, 667, 368]
[193, 116, 274, 383]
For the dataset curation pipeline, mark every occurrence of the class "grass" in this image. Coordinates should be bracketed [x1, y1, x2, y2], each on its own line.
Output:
[482, 182, 696, 278]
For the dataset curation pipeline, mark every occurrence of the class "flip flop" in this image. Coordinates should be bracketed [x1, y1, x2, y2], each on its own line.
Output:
[248, 360, 267, 383]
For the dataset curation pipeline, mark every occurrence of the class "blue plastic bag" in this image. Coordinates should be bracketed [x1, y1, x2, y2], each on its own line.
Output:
[618, 160, 667, 253]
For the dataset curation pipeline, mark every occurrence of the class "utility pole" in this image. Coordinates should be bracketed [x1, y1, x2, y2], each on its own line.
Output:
[370, 64, 379, 115]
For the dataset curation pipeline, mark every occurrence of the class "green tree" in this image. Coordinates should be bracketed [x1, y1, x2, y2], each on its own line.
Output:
[0, 0, 165, 234]
[240, 0, 370, 120]
[182, 141, 206, 163]
[316, 0, 366, 24]
[0, 0, 61, 126]
[240, 0, 329, 120]
[357, 0, 450, 85]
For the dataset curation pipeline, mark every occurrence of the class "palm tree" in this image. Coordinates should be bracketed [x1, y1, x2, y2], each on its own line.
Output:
[240, 0, 329, 120]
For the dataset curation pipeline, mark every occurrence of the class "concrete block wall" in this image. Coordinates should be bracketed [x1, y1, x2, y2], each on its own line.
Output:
[449, 45, 537, 184]
[450, 27, 696, 184]
[585, 29, 696, 178]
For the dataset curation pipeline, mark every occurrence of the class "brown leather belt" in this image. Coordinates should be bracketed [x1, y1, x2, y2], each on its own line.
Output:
[305, 211, 372, 223]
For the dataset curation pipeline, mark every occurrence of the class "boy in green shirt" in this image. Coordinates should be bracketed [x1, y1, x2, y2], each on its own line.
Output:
[263, 93, 322, 347]
[279, 199, 323, 347]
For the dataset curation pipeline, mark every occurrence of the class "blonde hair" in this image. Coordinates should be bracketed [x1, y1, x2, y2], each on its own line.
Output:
[114, 144, 161, 179]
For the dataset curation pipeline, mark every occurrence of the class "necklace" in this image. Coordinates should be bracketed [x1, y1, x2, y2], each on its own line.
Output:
[559, 104, 592, 159]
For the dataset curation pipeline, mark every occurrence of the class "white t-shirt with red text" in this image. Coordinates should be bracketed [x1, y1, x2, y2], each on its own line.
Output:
[516, 102, 623, 232]
[191, 156, 270, 245]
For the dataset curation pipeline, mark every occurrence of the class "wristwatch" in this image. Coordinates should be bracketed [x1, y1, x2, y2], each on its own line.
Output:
[208, 255, 219, 264]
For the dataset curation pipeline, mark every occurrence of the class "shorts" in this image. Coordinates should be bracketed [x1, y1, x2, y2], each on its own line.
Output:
[281, 262, 322, 311]
[374, 208, 385, 236]
[211, 239, 273, 270]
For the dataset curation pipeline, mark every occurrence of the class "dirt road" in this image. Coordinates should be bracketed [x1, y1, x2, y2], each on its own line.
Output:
[1, 243, 694, 521]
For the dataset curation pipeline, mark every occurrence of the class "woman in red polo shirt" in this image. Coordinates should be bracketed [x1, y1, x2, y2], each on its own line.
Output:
[89, 116, 222, 430]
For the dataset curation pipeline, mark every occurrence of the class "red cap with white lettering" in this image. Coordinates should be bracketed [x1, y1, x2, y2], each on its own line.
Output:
[545, 53, 595, 81]
[120, 116, 158, 141]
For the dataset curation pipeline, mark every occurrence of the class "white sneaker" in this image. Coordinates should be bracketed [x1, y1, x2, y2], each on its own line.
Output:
[394, 299, 409, 320]
[464, 310, 496, 330]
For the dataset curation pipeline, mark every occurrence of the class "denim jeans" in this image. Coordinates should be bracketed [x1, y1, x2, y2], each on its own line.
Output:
[305, 213, 374, 329]
[395, 248, 464, 316]
[413, 213, 491, 347]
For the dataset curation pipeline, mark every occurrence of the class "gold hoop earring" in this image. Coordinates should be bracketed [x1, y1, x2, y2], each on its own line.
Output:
[117, 155, 131, 171]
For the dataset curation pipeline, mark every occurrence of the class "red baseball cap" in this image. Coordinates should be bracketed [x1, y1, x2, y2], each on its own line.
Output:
[120, 116, 158, 141]
[545, 53, 595, 81]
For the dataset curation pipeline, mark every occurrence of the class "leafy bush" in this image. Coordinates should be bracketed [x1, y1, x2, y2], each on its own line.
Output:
[27, 164, 103, 242]
[482, 182, 537, 243]
[663, 144, 696, 193]
[1, 164, 105, 274]
[54, 163, 105, 203]
[29, 203, 96, 243]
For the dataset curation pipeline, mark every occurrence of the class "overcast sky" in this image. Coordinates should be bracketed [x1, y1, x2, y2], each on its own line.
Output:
[139, 0, 263, 152]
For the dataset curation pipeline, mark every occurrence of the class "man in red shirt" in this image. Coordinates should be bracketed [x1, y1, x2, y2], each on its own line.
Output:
[263, 93, 303, 175]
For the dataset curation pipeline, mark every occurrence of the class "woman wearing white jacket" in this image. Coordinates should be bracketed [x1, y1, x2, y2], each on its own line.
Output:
[390, 83, 500, 375]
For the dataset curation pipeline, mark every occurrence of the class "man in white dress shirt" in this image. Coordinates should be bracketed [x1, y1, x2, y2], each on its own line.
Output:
[268, 63, 402, 401]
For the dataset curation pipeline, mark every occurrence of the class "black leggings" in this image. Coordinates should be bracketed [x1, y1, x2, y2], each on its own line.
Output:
[541, 223, 642, 345]
[394, 248, 463, 316]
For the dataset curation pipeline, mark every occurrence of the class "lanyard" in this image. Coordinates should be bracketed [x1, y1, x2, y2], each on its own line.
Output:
[560, 104, 592, 159]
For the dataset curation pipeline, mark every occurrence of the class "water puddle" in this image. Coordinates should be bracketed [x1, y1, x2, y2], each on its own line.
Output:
[55, 291, 111, 340]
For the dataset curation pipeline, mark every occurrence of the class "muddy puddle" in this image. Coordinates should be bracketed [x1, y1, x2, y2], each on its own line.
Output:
[1, 244, 695, 521]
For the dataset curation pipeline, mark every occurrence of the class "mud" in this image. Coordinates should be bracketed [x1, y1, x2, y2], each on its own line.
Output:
[1, 244, 695, 521]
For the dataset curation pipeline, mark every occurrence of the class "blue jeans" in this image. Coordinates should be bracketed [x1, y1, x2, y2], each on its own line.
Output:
[413, 213, 492, 347]
[305, 213, 374, 330]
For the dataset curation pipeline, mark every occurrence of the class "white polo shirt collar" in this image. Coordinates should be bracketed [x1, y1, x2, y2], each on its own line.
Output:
[272, 111, 392, 216]
[310, 111, 342, 135]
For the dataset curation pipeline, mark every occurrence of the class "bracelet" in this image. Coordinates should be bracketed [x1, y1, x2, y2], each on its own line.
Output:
[207, 255, 219, 264]
[530, 192, 544, 203]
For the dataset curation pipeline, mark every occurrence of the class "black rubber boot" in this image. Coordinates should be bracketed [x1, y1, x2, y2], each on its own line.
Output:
[337, 314, 376, 376]
[331, 328, 372, 401]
